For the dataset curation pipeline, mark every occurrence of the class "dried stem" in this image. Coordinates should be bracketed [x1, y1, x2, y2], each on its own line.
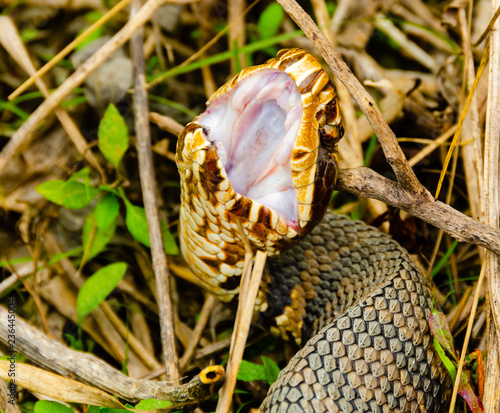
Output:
[482, 0, 500, 410]
[336, 168, 500, 254]
[228, 0, 246, 73]
[130, 0, 180, 384]
[0, 379, 21, 413]
[216, 250, 267, 413]
[0, 306, 223, 404]
[180, 294, 217, 371]
[275, 0, 421, 190]
[448, 265, 487, 412]
[149, 112, 185, 136]
[408, 125, 457, 167]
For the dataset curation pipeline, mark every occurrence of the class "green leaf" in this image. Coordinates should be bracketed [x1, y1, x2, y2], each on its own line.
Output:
[98, 104, 129, 168]
[34, 401, 75, 413]
[458, 368, 485, 413]
[0, 100, 30, 120]
[64, 333, 84, 351]
[257, 3, 284, 39]
[21, 27, 43, 42]
[95, 193, 120, 230]
[82, 209, 117, 260]
[433, 337, 456, 382]
[76, 262, 127, 324]
[262, 356, 280, 385]
[432, 239, 459, 277]
[429, 308, 457, 361]
[36, 179, 99, 209]
[124, 201, 150, 247]
[124, 199, 178, 254]
[134, 399, 173, 410]
[98, 408, 127, 412]
[75, 11, 104, 51]
[237, 357, 280, 385]
[161, 221, 179, 255]
[98, 185, 120, 196]
[69, 167, 91, 182]
[237, 359, 266, 382]
[47, 247, 83, 265]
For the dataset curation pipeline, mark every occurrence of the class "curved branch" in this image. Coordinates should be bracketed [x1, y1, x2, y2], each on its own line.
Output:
[0, 306, 223, 404]
[337, 167, 500, 254]
[275, 0, 421, 190]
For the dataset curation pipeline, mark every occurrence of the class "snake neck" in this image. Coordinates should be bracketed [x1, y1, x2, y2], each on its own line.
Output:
[258, 212, 451, 413]
[256, 212, 434, 346]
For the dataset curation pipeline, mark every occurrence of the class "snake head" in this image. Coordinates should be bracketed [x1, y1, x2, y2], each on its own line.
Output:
[176, 48, 343, 300]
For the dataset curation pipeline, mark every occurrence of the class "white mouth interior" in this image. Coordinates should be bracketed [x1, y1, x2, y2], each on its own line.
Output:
[198, 69, 302, 224]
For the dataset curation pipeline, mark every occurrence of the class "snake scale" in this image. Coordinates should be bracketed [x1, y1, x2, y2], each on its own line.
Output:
[175, 49, 451, 412]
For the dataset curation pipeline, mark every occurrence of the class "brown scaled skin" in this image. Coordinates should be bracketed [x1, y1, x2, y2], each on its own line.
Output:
[176, 48, 342, 300]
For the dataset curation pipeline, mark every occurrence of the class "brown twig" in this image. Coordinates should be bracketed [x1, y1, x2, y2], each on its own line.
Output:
[275, 0, 421, 191]
[130, 0, 180, 384]
[180, 294, 217, 371]
[216, 251, 267, 413]
[336, 167, 500, 254]
[149, 112, 185, 136]
[228, 0, 246, 73]
[0, 379, 21, 413]
[0, 306, 223, 404]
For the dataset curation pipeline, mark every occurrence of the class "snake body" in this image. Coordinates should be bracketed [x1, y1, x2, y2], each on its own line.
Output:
[176, 49, 450, 412]
[259, 213, 450, 413]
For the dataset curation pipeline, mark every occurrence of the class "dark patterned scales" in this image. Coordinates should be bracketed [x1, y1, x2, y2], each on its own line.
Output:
[259, 213, 450, 413]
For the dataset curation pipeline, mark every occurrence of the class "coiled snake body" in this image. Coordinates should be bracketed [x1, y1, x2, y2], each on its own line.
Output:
[176, 49, 450, 412]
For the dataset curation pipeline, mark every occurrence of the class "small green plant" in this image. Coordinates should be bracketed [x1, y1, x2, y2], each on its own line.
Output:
[237, 356, 280, 386]
[76, 262, 128, 324]
[34, 401, 75, 413]
[35, 103, 178, 327]
[133, 399, 173, 410]
[429, 307, 484, 413]
[256, 3, 284, 40]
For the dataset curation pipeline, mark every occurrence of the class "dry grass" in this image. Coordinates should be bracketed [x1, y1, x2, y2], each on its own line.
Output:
[0, 0, 498, 412]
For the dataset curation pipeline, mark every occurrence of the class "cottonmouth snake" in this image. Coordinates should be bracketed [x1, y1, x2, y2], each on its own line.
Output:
[176, 49, 450, 413]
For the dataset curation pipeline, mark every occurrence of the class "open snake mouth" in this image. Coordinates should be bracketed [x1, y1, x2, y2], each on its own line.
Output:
[198, 69, 303, 225]
[176, 49, 342, 296]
